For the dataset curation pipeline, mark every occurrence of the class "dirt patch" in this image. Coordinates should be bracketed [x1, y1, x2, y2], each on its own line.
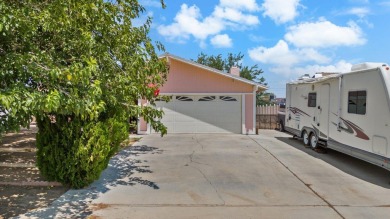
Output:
[87, 215, 103, 219]
[90, 203, 111, 211]
[1, 135, 36, 148]
[0, 151, 37, 164]
[0, 185, 68, 218]
[0, 167, 44, 182]
[0, 127, 141, 218]
[0, 126, 69, 218]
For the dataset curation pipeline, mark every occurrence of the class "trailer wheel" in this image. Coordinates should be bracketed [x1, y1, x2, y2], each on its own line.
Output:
[279, 121, 284, 132]
[302, 131, 310, 145]
[310, 133, 318, 149]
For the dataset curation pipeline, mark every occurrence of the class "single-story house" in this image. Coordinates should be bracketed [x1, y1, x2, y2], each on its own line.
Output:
[138, 53, 267, 135]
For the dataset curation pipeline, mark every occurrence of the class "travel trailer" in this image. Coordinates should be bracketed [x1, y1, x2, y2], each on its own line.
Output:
[281, 63, 390, 170]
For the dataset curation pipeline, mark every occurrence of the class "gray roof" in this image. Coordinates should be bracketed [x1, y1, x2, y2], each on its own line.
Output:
[288, 73, 341, 85]
[160, 53, 267, 91]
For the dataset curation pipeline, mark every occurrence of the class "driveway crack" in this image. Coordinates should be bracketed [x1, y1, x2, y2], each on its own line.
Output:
[187, 135, 210, 166]
[249, 136, 345, 219]
[190, 165, 226, 205]
[188, 150, 210, 166]
[194, 134, 204, 150]
[187, 135, 224, 204]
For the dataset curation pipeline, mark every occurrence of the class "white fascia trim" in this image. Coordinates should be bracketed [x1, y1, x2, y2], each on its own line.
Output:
[242, 94, 246, 135]
[250, 86, 257, 135]
[137, 99, 141, 134]
[137, 99, 148, 135]
[137, 99, 152, 135]
[161, 53, 268, 90]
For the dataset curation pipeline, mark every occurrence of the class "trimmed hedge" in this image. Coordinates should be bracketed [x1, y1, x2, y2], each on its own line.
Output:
[36, 114, 128, 188]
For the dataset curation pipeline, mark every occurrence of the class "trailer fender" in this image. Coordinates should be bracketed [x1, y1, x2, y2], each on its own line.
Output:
[301, 126, 326, 149]
[300, 126, 316, 138]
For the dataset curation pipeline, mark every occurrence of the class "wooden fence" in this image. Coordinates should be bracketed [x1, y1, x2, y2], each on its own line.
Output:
[256, 105, 280, 130]
[256, 104, 280, 115]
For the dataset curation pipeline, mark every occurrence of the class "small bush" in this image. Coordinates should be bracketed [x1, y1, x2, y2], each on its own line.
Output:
[36, 114, 128, 188]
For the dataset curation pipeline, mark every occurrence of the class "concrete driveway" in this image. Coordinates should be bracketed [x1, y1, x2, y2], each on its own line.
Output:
[89, 131, 390, 218]
[20, 131, 390, 218]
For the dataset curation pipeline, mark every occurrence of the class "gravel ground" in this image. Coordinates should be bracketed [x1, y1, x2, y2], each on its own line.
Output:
[0, 126, 139, 218]
[0, 185, 68, 219]
[0, 127, 69, 218]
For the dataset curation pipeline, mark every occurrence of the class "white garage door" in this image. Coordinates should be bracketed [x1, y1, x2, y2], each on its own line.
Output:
[155, 95, 241, 133]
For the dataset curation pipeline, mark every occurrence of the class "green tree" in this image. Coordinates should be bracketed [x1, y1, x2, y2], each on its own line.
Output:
[194, 52, 266, 84]
[256, 92, 275, 106]
[194, 52, 268, 105]
[240, 65, 266, 85]
[0, 0, 168, 188]
[194, 53, 225, 71]
[194, 52, 243, 73]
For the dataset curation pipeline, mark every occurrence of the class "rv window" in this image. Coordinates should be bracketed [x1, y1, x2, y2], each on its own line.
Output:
[348, 91, 366, 115]
[308, 93, 316, 107]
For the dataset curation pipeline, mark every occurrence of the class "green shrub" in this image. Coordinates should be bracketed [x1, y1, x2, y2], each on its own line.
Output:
[36, 114, 128, 188]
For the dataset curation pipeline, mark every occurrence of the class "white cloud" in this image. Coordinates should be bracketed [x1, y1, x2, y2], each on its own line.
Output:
[219, 0, 260, 11]
[349, 0, 369, 4]
[262, 0, 301, 24]
[157, 1, 260, 47]
[213, 6, 259, 26]
[157, 4, 224, 42]
[342, 7, 370, 18]
[284, 19, 366, 48]
[379, 1, 390, 7]
[269, 60, 353, 77]
[248, 34, 267, 42]
[248, 40, 299, 65]
[210, 34, 233, 48]
[248, 40, 330, 66]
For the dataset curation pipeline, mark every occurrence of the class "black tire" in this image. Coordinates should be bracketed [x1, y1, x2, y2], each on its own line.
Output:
[310, 133, 318, 149]
[279, 121, 284, 132]
[302, 130, 310, 146]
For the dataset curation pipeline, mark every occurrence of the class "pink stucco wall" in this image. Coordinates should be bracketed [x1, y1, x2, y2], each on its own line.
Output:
[140, 57, 259, 134]
[139, 99, 148, 132]
[245, 94, 254, 134]
[159, 59, 253, 93]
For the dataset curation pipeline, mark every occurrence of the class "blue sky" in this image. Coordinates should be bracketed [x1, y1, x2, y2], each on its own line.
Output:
[139, 0, 390, 97]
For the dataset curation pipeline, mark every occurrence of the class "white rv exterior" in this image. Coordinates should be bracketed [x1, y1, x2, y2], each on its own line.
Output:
[284, 63, 390, 170]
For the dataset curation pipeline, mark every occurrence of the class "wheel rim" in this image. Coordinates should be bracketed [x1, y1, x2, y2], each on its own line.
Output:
[279, 123, 284, 131]
[310, 134, 318, 149]
[303, 132, 309, 145]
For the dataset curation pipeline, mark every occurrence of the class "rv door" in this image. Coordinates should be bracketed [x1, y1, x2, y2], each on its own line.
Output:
[318, 84, 330, 139]
[286, 84, 292, 128]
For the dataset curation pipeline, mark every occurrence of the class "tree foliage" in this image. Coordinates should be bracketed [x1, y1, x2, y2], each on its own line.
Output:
[36, 114, 128, 188]
[256, 92, 275, 106]
[240, 65, 266, 85]
[194, 52, 269, 105]
[0, 0, 168, 187]
[194, 52, 266, 85]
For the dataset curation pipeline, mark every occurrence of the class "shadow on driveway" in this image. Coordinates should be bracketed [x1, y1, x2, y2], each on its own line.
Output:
[275, 136, 390, 189]
[19, 145, 162, 219]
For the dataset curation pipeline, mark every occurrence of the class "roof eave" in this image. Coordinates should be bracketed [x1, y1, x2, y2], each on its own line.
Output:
[160, 53, 267, 90]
